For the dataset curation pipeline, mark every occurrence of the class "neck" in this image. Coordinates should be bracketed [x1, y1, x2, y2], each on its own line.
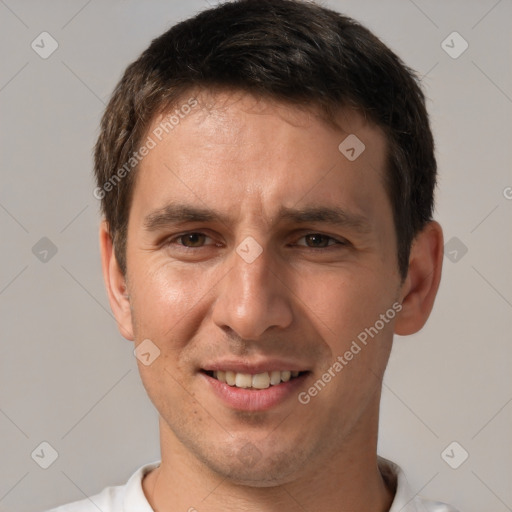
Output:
[143, 417, 395, 512]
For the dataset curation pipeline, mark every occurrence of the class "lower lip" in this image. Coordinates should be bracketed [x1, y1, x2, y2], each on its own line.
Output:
[201, 372, 308, 412]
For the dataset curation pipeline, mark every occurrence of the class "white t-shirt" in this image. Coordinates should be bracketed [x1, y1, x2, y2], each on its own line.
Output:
[45, 458, 459, 512]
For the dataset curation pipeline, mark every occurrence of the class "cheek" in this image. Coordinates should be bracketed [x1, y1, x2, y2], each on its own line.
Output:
[128, 261, 214, 342]
[293, 266, 397, 403]
[293, 266, 393, 349]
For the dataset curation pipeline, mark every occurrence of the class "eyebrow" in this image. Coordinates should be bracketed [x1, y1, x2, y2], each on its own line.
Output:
[277, 206, 372, 234]
[143, 204, 229, 231]
[143, 203, 372, 234]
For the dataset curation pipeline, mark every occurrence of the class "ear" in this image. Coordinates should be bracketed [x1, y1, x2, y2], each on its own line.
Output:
[99, 220, 134, 341]
[394, 221, 444, 336]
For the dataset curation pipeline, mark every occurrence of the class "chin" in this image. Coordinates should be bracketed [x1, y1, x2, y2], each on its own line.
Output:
[192, 435, 314, 487]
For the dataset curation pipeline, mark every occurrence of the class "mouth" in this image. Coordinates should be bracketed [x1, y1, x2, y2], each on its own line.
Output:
[200, 367, 310, 411]
[202, 369, 306, 389]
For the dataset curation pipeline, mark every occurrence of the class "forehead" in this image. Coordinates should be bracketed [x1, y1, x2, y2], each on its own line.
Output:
[132, 90, 390, 227]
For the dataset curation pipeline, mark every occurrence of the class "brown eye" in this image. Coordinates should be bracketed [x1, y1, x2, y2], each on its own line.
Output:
[304, 234, 333, 248]
[179, 233, 207, 247]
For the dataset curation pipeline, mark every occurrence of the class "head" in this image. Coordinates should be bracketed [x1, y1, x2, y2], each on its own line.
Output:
[97, 0, 443, 486]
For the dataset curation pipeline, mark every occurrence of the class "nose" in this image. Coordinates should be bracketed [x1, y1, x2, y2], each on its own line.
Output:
[211, 242, 294, 340]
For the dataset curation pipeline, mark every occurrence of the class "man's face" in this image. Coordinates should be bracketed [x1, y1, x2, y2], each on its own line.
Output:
[122, 91, 403, 484]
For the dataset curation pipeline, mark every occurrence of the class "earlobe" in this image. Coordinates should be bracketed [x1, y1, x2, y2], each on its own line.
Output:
[99, 221, 135, 341]
[394, 221, 444, 336]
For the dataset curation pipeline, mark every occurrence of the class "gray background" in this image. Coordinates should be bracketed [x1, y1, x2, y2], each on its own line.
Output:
[1, 1, 511, 511]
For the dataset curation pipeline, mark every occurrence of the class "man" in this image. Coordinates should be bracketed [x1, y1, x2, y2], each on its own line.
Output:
[49, 0, 457, 510]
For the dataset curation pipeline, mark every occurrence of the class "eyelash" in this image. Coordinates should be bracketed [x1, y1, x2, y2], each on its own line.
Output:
[165, 232, 348, 250]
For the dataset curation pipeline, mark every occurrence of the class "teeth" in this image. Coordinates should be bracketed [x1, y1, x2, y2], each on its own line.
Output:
[212, 370, 301, 388]
[270, 370, 281, 385]
[252, 372, 270, 389]
[235, 373, 252, 388]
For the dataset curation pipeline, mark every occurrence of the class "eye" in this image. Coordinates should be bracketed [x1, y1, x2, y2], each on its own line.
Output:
[170, 232, 212, 248]
[296, 233, 345, 248]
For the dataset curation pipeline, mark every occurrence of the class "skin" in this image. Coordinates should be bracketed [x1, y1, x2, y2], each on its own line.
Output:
[100, 90, 443, 512]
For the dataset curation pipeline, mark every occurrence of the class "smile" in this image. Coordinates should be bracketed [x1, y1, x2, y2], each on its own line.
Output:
[201, 368, 310, 411]
[205, 370, 303, 389]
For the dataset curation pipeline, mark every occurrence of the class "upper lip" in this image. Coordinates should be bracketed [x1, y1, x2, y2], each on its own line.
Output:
[201, 359, 310, 374]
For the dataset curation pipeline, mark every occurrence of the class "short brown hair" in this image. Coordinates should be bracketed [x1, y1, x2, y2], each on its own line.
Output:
[94, 0, 436, 279]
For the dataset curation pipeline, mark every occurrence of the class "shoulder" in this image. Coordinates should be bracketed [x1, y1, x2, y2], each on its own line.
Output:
[413, 496, 461, 512]
[379, 456, 460, 512]
[43, 461, 160, 512]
